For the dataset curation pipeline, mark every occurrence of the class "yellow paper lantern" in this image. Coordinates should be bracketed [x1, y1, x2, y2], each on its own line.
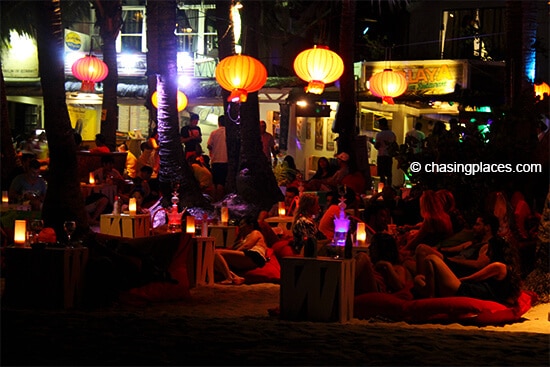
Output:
[368, 69, 408, 104]
[534, 81, 550, 100]
[215, 54, 267, 103]
[151, 90, 188, 112]
[71, 55, 109, 93]
[293, 45, 344, 94]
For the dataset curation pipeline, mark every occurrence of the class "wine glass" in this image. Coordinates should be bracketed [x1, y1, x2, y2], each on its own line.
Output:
[30, 219, 44, 243]
[64, 220, 76, 246]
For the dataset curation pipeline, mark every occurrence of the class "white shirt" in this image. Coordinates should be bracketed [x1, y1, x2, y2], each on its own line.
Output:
[207, 126, 228, 163]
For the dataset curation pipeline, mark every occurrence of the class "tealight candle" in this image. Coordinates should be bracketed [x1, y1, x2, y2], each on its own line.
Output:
[128, 198, 137, 216]
[14, 220, 27, 246]
[89, 172, 95, 185]
[278, 202, 286, 217]
[186, 216, 195, 236]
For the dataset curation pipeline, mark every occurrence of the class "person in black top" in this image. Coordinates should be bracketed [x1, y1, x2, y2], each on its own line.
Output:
[180, 113, 202, 159]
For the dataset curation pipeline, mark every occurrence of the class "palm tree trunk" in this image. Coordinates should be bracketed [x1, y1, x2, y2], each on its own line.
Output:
[95, 0, 122, 151]
[35, 0, 87, 237]
[147, 0, 206, 208]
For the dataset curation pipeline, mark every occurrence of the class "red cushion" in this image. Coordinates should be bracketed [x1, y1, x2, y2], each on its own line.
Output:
[241, 248, 281, 284]
[354, 290, 536, 325]
[122, 234, 192, 303]
[258, 220, 280, 248]
[271, 240, 300, 261]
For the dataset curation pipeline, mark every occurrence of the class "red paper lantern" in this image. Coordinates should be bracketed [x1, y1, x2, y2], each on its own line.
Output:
[534, 81, 550, 100]
[293, 45, 344, 94]
[71, 55, 108, 93]
[215, 54, 267, 103]
[368, 69, 408, 104]
[151, 90, 188, 112]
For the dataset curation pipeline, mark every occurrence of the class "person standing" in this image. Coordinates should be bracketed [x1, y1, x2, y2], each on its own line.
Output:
[260, 120, 277, 166]
[207, 115, 228, 201]
[374, 118, 397, 188]
[405, 122, 425, 154]
[180, 113, 202, 159]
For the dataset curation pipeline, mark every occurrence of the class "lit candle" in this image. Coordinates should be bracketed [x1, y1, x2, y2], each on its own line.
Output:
[278, 202, 286, 217]
[186, 216, 195, 236]
[128, 198, 137, 216]
[377, 182, 384, 193]
[14, 220, 27, 246]
[89, 172, 95, 185]
[356, 222, 367, 247]
[2, 190, 8, 206]
[221, 206, 229, 225]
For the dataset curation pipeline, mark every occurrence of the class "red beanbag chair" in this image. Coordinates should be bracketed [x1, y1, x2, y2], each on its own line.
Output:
[271, 240, 299, 261]
[354, 290, 536, 325]
[241, 248, 281, 284]
[121, 234, 193, 303]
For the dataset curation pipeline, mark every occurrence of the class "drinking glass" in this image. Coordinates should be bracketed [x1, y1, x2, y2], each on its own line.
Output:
[64, 220, 76, 245]
[30, 219, 44, 243]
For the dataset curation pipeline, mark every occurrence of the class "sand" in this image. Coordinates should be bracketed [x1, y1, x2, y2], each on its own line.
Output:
[2, 283, 549, 366]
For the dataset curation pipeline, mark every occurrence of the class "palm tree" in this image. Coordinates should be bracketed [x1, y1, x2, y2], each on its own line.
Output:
[146, 0, 206, 208]
[93, 0, 122, 152]
[216, 0, 284, 212]
[34, 0, 88, 237]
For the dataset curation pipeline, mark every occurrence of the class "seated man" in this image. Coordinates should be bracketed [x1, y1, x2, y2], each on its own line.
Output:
[8, 159, 47, 211]
[414, 213, 499, 278]
[188, 155, 214, 197]
[92, 155, 124, 184]
[266, 186, 300, 218]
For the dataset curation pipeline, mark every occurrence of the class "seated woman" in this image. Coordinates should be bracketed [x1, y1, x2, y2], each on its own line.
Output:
[355, 233, 412, 295]
[121, 188, 151, 214]
[413, 236, 522, 306]
[214, 216, 268, 285]
[401, 190, 453, 252]
[291, 193, 322, 255]
[309, 157, 336, 181]
[436, 189, 468, 234]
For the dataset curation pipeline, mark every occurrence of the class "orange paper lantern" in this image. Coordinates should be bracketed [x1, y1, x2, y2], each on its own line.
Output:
[534, 81, 550, 100]
[71, 55, 108, 93]
[151, 90, 188, 112]
[368, 69, 408, 104]
[215, 54, 267, 103]
[293, 45, 344, 94]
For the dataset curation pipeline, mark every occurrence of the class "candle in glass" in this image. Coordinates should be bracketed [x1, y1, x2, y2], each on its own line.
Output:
[221, 206, 229, 225]
[278, 202, 286, 217]
[356, 222, 367, 246]
[89, 172, 95, 185]
[2, 190, 8, 206]
[14, 220, 27, 246]
[128, 198, 137, 216]
[186, 216, 195, 235]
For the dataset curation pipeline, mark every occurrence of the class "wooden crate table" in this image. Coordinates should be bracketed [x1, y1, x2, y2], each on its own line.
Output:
[187, 236, 216, 287]
[4, 246, 89, 309]
[280, 257, 355, 322]
[100, 213, 151, 238]
[209, 225, 238, 248]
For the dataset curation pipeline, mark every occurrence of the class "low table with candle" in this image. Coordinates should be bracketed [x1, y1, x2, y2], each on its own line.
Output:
[100, 213, 151, 238]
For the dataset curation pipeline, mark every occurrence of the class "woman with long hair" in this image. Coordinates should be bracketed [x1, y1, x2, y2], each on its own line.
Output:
[310, 157, 335, 181]
[291, 193, 321, 254]
[402, 190, 453, 252]
[413, 236, 522, 306]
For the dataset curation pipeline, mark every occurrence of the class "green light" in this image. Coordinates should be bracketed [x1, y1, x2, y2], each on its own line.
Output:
[476, 106, 492, 113]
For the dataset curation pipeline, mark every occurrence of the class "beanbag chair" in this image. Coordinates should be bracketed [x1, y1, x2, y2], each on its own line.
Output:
[354, 289, 536, 325]
[240, 248, 281, 284]
[271, 239, 297, 261]
[120, 233, 193, 303]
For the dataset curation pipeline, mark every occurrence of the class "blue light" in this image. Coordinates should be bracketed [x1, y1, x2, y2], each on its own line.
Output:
[363, 27, 369, 35]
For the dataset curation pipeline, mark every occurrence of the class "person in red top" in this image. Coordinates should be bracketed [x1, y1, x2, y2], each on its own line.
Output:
[90, 134, 110, 153]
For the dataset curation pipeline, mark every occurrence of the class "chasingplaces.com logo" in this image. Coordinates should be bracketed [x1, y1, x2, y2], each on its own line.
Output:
[409, 161, 542, 176]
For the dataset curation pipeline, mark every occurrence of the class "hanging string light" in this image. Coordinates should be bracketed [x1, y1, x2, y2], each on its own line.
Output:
[293, 45, 344, 94]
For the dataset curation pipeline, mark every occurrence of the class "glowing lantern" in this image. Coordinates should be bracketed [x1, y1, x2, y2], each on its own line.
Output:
[186, 216, 195, 236]
[71, 55, 108, 93]
[215, 54, 267, 103]
[278, 202, 286, 217]
[293, 45, 344, 94]
[368, 69, 408, 104]
[128, 198, 137, 216]
[14, 220, 27, 246]
[151, 90, 188, 112]
[534, 82, 550, 100]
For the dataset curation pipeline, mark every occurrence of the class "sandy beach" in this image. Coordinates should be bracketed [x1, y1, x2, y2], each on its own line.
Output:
[2, 283, 549, 366]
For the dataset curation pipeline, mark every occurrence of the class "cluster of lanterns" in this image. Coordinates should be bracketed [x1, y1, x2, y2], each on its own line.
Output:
[71, 46, 408, 110]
